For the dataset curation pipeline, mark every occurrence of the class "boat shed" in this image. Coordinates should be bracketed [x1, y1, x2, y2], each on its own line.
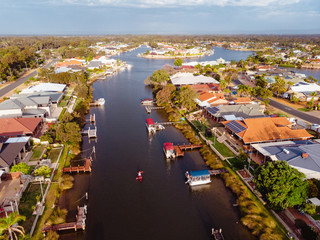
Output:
[146, 118, 155, 126]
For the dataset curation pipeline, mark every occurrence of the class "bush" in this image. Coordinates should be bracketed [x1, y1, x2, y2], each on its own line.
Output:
[11, 162, 31, 175]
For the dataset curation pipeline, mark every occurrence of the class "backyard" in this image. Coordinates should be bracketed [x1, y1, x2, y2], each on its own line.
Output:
[30, 145, 46, 161]
[19, 183, 48, 232]
[47, 148, 63, 163]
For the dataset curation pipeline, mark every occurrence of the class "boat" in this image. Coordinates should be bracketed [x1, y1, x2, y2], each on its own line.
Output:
[146, 118, 156, 133]
[140, 98, 154, 105]
[136, 171, 143, 182]
[97, 98, 105, 106]
[185, 170, 211, 186]
[163, 142, 175, 159]
[212, 228, 224, 240]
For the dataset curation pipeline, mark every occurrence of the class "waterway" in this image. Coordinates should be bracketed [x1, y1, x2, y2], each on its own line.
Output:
[59, 46, 255, 240]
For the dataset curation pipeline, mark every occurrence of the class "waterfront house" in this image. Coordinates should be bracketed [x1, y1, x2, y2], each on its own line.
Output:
[20, 83, 66, 94]
[206, 104, 265, 122]
[0, 118, 43, 139]
[251, 141, 320, 178]
[283, 82, 320, 101]
[170, 72, 219, 86]
[222, 117, 312, 145]
[0, 96, 52, 118]
[196, 92, 228, 108]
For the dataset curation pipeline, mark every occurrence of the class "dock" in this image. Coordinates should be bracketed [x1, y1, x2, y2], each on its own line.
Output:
[81, 127, 97, 138]
[155, 121, 181, 126]
[42, 205, 87, 233]
[209, 169, 228, 176]
[145, 106, 164, 114]
[62, 158, 92, 173]
[173, 144, 202, 157]
[212, 228, 224, 240]
[90, 114, 95, 123]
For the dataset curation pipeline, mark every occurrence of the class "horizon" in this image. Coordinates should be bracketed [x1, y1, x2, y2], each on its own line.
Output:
[1, 0, 320, 35]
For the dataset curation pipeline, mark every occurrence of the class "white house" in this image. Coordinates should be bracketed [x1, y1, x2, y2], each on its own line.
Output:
[170, 72, 219, 86]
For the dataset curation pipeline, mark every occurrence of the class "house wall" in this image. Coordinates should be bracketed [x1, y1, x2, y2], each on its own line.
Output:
[0, 109, 22, 117]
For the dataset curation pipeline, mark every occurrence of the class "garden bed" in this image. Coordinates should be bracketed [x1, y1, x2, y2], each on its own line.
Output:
[30, 145, 46, 161]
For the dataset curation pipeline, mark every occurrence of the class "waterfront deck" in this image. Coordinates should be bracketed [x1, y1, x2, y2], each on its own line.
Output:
[172, 144, 202, 157]
[90, 114, 95, 123]
[145, 106, 164, 113]
[62, 158, 92, 173]
[42, 205, 87, 233]
[81, 127, 97, 138]
[209, 169, 228, 176]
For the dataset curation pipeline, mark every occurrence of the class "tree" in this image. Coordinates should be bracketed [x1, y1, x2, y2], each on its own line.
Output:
[55, 122, 81, 146]
[174, 58, 183, 67]
[34, 166, 52, 178]
[0, 212, 26, 240]
[270, 76, 287, 96]
[149, 42, 158, 49]
[254, 161, 309, 211]
[178, 86, 198, 110]
[10, 163, 31, 175]
[151, 69, 170, 86]
[156, 85, 176, 106]
[255, 75, 268, 88]
[237, 84, 251, 97]
[74, 84, 89, 99]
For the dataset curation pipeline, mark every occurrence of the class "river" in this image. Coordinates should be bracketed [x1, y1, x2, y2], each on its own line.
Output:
[58, 46, 255, 240]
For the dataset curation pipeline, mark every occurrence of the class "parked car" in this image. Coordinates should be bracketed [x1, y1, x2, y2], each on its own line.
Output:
[311, 124, 320, 132]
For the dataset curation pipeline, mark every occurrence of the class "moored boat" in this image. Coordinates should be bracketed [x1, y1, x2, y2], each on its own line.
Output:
[163, 142, 175, 159]
[140, 98, 154, 105]
[97, 98, 105, 106]
[146, 118, 156, 133]
[185, 170, 211, 186]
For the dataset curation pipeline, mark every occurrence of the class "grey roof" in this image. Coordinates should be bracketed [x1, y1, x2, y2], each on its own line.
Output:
[23, 108, 46, 116]
[11, 92, 62, 103]
[0, 142, 28, 168]
[206, 104, 265, 119]
[0, 99, 25, 110]
[259, 142, 320, 173]
[87, 61, 103, 68]
[29, 96, 50, 105]
[15, 97, 38, 107]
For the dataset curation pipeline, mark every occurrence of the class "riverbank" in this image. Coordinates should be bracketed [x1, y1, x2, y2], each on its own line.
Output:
[160, 104, 287, 239]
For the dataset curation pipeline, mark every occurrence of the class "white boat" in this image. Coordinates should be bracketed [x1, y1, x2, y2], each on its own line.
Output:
[97, 98, 105, 106]
[185, 170, 211, 186]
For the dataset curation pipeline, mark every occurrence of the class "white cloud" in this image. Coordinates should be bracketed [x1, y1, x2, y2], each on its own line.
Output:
[55, 0, 300, 7]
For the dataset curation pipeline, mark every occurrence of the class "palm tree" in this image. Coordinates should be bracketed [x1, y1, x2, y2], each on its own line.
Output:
[0, 212, 26, 240]
[238, 84, 251, 97]
[270, 76, 287, 97]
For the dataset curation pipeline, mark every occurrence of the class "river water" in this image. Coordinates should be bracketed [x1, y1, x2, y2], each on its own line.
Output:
[59, 46, 256, 240]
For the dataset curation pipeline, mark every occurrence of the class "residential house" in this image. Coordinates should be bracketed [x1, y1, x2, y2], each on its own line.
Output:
[170, 72, 219, 86]
[196, 92, 228, 107]
[206, 104, 265, 122]
[20, 83, 66, 94]
[0, 137, 31, 170]
[222, 117, 312, 145]
[283, 82, 320, 101]
[0, 118, 43, 139]
[0, 96, 52, 118]
[251, 141, 320, 178]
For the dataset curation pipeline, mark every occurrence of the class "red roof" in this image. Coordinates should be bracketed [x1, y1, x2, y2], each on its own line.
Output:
[164, 142, 174, 150]
[0, 118, 42, 137]
[146, 118, 154, 125]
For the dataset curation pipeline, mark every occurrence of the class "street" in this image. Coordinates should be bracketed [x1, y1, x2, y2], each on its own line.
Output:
[0, 59, 58, 98]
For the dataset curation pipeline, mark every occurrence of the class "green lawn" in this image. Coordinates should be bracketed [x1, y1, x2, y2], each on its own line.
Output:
[19, 183, 47, 233]
[30, 145, 46, 161]
[47, 148, 62, 163]
[207, 135, 235, 158]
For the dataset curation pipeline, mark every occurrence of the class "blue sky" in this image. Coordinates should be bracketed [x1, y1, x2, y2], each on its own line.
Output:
[0, 0, 319, 35]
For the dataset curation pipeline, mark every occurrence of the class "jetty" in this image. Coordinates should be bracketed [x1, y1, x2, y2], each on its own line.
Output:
[90, 114, 95, 123]
[42, 205, 87, 233]
[209, 169, 228, 176]
[145, 106, 164, 114]
[173, 143, 202, 157]
[212, 228, 224, 240]
[90, 98, 105, 107]
[62, 158, 92, 173]
[81, 127, 97, 138]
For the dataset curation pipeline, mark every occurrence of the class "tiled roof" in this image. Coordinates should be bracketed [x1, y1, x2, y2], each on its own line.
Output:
[0, 118, 42, 137]
[222, 117, 312, 144]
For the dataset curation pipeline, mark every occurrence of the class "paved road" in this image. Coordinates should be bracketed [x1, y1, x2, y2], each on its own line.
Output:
[268, 98, 320, 125]
[0, 60, 58, 98]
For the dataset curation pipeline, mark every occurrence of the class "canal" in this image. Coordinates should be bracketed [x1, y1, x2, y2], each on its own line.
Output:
[59, 46, 256, 240]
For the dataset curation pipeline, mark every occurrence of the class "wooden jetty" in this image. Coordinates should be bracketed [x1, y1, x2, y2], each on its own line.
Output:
[90, 114, 95, 123]
[209, 169, 228, 176]
[155, 121, 181, 126]
[42, 205, 87, 233]
[212, 228, 224, 240]
[62, 158, 92, 173]
[81, 127, 97, 138]
[173, 144, 202, 157]
[145, 106, 164, 114]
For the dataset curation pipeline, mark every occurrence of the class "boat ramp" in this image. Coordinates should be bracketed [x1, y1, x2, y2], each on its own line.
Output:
[62, 157, 92, 173]
[42, 205, 87, 233]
